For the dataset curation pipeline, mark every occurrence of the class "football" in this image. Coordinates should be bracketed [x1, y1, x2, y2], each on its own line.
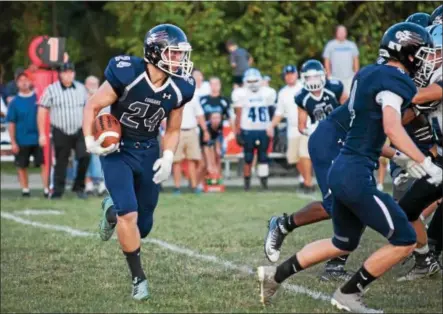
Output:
[93, 113, 122, 148]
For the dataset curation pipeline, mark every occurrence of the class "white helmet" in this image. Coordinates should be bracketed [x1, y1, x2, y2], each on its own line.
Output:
[243, 68, 262, 92]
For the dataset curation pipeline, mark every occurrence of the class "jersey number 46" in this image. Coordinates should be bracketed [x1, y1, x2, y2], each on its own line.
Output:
[120, 101, 165, 132]
[248, 106, 268, 123]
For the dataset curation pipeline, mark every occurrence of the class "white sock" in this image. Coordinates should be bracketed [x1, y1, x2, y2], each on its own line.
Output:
[85, 181, 94, 191]
[44, 188, 49, 194]
[22, 188, 30, 193]
[415, 244, 429, 255]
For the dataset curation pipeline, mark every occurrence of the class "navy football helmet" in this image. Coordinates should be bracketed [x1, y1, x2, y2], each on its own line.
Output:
[430, 5, 442, 25]
[143, 24, 193, 78]
[300, 60, 326, 91]
[405, 13, 431, 28]
[379, 22, 434, 85]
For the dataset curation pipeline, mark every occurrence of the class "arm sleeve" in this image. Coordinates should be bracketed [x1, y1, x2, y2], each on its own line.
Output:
[38, 87, 52, 108]
[274, 91, 285, 116]
[5, 102, 16, 123]
[231, 89, 245, 108]
[352, 42, 359, 57]
[222, 98, 231, 119]
[376, 90, 403, 114]
[104, 58, 126, 98]
[322, 41, 332, 59]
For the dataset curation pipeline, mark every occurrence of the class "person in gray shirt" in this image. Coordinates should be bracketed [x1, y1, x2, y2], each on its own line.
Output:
[226, 40, 253, 88]
[322, 25, 359, 93]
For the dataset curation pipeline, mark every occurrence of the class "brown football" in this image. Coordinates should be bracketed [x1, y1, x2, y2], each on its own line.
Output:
[93, 113, 122, 148]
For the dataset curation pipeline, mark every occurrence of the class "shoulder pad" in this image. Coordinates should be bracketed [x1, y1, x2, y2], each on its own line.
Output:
[171, 76, 197, 106]
[104, 55, 143, 97]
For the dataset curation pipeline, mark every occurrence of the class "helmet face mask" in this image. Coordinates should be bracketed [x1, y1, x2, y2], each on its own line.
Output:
[157, 42, 193, 78]
[414, 24, 442, 87]
[301, 70, 326, 91]
[243, 68, 262, 92]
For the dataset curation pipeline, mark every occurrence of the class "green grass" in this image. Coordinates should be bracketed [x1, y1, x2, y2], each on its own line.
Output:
[1, 190, 442, 313]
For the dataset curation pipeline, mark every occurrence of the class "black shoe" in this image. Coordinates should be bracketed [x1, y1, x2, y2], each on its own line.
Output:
[50, 193, 62, 200]
[303, 185, 315, 194]
[76, 191, 88, 200]
[397, 252, 442, 281]
[22, 191, 31, 197]
[43, 191, 50, 198]
[319, 263, 354, 282]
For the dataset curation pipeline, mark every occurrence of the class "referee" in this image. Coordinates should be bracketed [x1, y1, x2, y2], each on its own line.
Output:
[38, 62, 90, 199]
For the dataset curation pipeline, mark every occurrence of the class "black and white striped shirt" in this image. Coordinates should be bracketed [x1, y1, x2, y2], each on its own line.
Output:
[39, 80, 88, 135]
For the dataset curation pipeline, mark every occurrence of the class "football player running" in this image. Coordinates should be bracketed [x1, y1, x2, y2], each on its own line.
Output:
[233, 68, 276, 191]
[397, 22, 443, 281]
[264, 60, 354, 281]
[82, 24, 195, 300]
[257, 22, 442, 313]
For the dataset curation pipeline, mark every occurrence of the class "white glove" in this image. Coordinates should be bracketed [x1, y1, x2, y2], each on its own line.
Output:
[302, 121, 319, 136]
[85, 135, 119, 156]
[391, 150, 425, 179]
[420, 156, 443, 186]
[394, 172, 410, 187]
[152, 150, 174, 184]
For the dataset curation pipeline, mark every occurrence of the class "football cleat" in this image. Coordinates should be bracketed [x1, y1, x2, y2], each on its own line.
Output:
[397, 252, 442, 282]
[331, 288, 383, 313]
[98, 196, 116, 241]
[257, 266, 280, 305]
[319, 263, 354, 282]
[132, 278, 149, 301]
[264, 216, 288, 263]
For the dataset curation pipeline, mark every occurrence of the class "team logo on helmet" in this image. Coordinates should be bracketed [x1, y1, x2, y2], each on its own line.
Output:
[395, 30, 424, 45]
[433, 15, 442, 25]
[146, 30, 169, 45]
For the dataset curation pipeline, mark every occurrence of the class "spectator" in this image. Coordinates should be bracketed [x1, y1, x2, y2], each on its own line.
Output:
[4, 67, 24, 104]
[172, 70, 210, 194]
[192, 69, 211, 97]
[262, 75, 271, 87]
[38, 62, 90, 199]
[226, 39, 253, 89]
[197, 77, 234, 186]
[6, 70, 48, 197]
[323, 25, 359, 94]
[266, 65, 308, 186]
[83, 75, 107, 195]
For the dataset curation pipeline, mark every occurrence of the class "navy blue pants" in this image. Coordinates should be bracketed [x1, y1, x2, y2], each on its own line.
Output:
[100, 139, 160, 239]
[308, 120, 346, 215]
[327, 154, 416, 251]
[241, 129, 269, 164]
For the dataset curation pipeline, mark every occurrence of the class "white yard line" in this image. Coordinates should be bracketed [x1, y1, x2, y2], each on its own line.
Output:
[13, 209, 64, 216]
[1, 211, 331, 302]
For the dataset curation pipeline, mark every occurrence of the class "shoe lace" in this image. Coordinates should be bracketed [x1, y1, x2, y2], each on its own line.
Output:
[269, 220, 286, 250]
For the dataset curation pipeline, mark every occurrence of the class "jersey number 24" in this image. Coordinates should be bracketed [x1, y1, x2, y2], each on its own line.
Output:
[120, 101, 165, 132]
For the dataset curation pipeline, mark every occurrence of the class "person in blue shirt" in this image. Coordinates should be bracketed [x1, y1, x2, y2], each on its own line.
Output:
[6, 70, 48, 197]
[257, 22, 442, 313]
[82, 24, 195, 301]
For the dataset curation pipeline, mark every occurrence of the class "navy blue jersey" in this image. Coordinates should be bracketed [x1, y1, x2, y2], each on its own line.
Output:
[342, 64, 417, 164]
[327, 103, 351, 133]
[295, 79, 344, 123]
[105, 55, 195, 141]
[199, 95, 231, 121]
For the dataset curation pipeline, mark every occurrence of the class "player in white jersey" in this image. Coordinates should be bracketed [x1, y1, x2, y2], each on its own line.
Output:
[233, 68, 276, 190]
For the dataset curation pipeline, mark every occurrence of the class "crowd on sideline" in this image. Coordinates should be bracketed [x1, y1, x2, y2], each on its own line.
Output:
[0, 24, 362, 198]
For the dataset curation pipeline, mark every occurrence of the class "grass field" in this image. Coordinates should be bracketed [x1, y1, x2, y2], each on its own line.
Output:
[1, 189, 442, 313]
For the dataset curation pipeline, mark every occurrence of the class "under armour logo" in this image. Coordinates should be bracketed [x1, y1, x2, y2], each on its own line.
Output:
[163, 93, 171, 99]
[324, 96, 329, 101]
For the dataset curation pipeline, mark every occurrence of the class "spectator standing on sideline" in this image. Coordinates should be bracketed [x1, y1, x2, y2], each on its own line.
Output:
[172, 70, 210, 194]
[267, 65, 308, 187]
[83, 75, 107, 195]
[323, 25, 359, 94]
[226, 39, 253, 89]
[6, 70, 48, 197]
[38, 62, 90, 199]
